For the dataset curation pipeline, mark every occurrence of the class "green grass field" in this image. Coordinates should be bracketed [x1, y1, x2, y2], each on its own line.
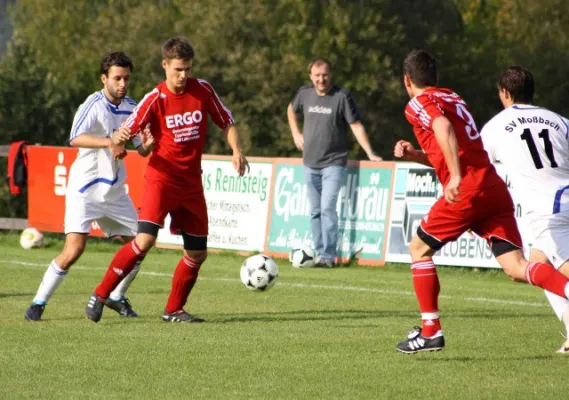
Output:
[1, 232, 567, 399]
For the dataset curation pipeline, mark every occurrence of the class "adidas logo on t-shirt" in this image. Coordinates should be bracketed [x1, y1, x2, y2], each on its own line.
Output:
[308, 105, 332, 114]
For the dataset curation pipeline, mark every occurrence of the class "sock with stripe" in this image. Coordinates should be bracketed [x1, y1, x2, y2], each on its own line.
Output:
[95, 241, 145, 299]
[412, 259, 442, 338]
[109, 261, 142, 301]
[32, 260, 68, 305]
[526, 262, 569, 299]
[165, 256, 202, 313]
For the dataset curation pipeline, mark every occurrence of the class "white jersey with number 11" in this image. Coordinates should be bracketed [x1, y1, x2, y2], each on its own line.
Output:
[481, 104, 569, 216]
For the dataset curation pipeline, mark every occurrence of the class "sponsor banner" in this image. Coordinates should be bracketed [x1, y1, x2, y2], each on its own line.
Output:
[265, 160, 394, 265]
[157, 157, 272, 252]
[385, 163, 532, 268]
[27, 146, 147, 236]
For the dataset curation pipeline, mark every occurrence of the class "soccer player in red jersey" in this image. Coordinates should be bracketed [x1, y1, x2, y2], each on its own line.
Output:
[393, 49, 569, 353]
[84, 37, 249, 323]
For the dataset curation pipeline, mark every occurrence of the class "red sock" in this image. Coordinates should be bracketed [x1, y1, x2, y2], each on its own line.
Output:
[165, 256, 202, 313]
[95, 241, 145, 299]
[526, 262, 569, 298]
[412, 259, 442, 337]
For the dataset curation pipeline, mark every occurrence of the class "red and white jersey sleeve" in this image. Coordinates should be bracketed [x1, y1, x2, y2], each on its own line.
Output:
[123, 88, 160, 136]
[197, 79, 234, 129]
[405, 95, 444, 132]
[405, 88, 502, 191]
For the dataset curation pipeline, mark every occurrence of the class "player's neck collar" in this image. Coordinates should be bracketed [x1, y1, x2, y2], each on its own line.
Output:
[101, 90, 122, 107]
[512, 103, 539, 110]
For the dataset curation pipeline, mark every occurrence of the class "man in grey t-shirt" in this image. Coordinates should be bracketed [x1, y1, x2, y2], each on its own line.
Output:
[287, 57, 382, 267]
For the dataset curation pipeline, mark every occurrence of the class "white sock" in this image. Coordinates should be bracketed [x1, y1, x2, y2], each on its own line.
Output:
[32, 260, 68, 305]
[562, 312, 569, 338]
[109, 261, 141, 301]
[544, 290, 569, 336]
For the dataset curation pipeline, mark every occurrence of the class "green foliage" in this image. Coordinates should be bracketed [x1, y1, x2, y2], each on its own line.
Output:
[1, 0, 569, 217]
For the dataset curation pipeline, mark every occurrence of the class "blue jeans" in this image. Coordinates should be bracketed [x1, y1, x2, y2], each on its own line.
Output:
[304, 165, 347, 261]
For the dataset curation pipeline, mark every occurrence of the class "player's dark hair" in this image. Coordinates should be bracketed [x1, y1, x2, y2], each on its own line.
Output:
[308, 57, 332, 73]
[100, 52, 133, 76]
[162, 36, 195, 60]
[497, 66, 534, 103]
[403, 49, 438, 88]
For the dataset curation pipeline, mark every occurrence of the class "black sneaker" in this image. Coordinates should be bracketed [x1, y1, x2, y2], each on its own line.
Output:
[396, 326, 445, 354]
[162, 310, 205, 323]
[24, 303, 45, 321]
[105, 297, 139, 317]
[85, 294, 105, 323]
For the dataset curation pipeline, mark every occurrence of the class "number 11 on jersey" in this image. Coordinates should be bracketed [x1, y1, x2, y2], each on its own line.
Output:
[521, 128, 558, 169]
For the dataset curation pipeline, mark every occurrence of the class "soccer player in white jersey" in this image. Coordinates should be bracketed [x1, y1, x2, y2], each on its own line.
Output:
[481, 66, 569, 352]
[24, 52, 154, 321]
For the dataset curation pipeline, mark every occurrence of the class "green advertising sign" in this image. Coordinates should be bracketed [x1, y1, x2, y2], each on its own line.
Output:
[267, 163, 393, 264]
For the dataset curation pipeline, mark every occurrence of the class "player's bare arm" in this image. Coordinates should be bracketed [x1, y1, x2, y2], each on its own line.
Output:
[350, 121, 382, 161]
[287, 103, 304, 151]
[70, 133, 126, 160]
[393, 140, 432, 166]
[224, 124, 249, 176]
[432, 116, 461, 203]
[136, 124, 154, 157]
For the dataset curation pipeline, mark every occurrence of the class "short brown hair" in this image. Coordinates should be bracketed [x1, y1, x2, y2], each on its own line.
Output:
[403, 49, 438, 88]
[161, 37, 195, 60]
[497, 66, 534, 103]
[308, 57, 332, 73]
[100, 52, 133, 76]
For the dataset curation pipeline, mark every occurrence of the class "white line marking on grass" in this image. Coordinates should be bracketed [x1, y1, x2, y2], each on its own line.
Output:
[5, 260, 546, 308]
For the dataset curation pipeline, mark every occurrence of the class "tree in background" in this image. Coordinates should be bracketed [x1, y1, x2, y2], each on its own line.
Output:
[1, 0, 568, 217]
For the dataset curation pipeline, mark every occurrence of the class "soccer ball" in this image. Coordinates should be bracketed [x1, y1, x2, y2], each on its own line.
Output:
[289, 246, 316, 268]
[240, 254, 279, 291]
[20, 227, 44, 249]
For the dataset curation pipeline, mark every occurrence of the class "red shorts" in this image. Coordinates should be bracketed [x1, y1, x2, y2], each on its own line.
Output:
[138, 178, 208, 237]
[420, 183, 522, 248]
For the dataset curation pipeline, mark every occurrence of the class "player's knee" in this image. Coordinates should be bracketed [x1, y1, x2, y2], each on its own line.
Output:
[492, 238, 527, 281]
[134, 233, 156, 253]
[58, 235, 86, 268]
[409, 233, 436, 260]
[185, 250, 207, 264]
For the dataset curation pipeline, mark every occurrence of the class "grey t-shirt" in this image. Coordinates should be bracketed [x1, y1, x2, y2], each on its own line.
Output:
[291, 85, 361, 168]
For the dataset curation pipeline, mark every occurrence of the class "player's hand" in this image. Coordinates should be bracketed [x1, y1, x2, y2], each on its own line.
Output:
[444, 175, 461, 203]
[140, 124, 155, 149]
[394, 140, 416, 160]
[232, 150, 250, 177]
[109, 144, 127, 160]
[293, 133, 304, 151]
[367, 151, 383, 162]
[112, 126, 131, 145]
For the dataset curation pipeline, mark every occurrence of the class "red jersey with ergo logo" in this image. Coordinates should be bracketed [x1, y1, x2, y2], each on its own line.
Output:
[124, 78, 234, 185]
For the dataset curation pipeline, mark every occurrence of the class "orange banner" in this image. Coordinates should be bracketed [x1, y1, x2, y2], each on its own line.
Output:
[27, 146, 148, 236]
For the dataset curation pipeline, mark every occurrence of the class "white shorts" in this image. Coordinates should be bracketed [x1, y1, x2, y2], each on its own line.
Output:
[64, 192, 138, 238]
[528, 211, 569, 269]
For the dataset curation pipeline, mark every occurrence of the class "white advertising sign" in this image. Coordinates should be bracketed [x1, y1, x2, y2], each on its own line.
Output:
[157, 159, 273, 252]
[385, 163, 532, 268]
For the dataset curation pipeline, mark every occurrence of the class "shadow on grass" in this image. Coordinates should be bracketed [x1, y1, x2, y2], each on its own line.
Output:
[0, 292, 35, 298]
[414, 354, 554, 362]
[208, 309, 419, 323]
